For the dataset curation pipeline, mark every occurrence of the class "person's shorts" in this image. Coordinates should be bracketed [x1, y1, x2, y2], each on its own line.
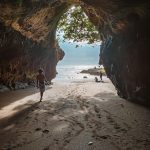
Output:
[39, 83, 45, 92]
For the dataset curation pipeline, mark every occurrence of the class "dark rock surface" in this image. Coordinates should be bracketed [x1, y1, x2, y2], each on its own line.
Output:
[0, 0, 66, 87]
[0, 0, 150, 104]
[80, 68, 106, 76]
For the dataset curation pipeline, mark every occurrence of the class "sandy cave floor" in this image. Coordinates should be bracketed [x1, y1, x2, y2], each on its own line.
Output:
[0, 78, 150, 150]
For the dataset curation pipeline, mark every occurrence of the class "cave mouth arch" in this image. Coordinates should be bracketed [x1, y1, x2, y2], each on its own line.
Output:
[55, 5, 102, 81]
[52, 2, 150, 104]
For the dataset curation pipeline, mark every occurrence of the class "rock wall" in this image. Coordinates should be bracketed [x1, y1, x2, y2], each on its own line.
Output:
[0, 0, 66, 87]
[80, 0, 150, 103]
[101, 14, 150, 103]
[0, 0, 150, 104]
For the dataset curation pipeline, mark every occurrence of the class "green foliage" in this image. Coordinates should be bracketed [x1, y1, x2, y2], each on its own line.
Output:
[57, 6, 100, 44]
[15, 0, 24, 5]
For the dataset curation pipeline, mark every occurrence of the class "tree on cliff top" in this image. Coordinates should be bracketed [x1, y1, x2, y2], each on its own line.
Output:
[57, 6, 100, 45]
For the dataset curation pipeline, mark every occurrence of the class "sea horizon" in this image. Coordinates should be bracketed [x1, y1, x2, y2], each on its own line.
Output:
[54, 41, 100, 82]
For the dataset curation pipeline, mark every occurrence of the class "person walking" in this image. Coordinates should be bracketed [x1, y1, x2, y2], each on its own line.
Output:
[36, 69, 46, 102]
[100, 69, 103, 81]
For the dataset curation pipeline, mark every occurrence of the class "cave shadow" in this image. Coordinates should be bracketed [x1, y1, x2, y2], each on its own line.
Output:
[0, 86, 52, 108]
[0, 101, 40, 129]
[125, 98, 150, 109]
[0, 92, 150, 149]
[0, 97, 90, 149]
[94, 91, 150, 109]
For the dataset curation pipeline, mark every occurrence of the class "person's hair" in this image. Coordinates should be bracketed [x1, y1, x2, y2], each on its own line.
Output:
[38, 69, 43, 73]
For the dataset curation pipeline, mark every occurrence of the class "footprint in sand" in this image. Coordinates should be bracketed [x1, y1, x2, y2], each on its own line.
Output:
[35, 127, 42, 131]
[106, 115, 128, 133]
[99, 135, 110, 139]
[42, 129, 49, 134]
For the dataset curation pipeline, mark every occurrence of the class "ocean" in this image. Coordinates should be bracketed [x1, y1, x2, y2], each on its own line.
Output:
[54, 41, 100, 82]
[54, 65, 98, 82]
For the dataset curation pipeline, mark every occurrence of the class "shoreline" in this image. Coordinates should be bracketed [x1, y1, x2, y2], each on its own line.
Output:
[0, 65, 106, 93]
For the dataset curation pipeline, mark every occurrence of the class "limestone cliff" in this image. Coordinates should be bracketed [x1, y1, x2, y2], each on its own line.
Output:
[81, 0, 150, 103]
[0, 0, 66, 86]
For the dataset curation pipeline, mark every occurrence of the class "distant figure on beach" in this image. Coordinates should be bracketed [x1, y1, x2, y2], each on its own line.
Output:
[95, 77, 99, 82]
[99, 65, 104, 81]
[100, 70, 103, 81]
[36, 69, 46, 102]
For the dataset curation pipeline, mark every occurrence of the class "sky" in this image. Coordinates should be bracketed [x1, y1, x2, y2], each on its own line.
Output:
[57, 41, 100, 66]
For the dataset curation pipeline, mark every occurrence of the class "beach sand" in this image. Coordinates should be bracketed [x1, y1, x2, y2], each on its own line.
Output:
[0, 78, 150, 150]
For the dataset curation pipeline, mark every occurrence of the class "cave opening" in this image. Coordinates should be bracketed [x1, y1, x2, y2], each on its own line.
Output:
[55, 6, 103, 82]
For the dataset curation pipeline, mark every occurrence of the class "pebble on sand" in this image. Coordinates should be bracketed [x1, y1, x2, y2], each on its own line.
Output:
[88, 141, 93, 145]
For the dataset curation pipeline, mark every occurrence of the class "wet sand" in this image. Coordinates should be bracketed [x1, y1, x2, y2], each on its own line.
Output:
[0, 78, 150, 150]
